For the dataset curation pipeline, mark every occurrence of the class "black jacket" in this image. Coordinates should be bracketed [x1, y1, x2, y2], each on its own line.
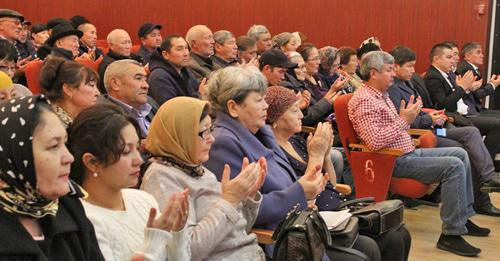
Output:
[0, 195, 104, 261]
[48, 47, 74, 61]
[456, 60, 495, 103]
[97, 50, 143, 93]
[410, 73, 434, 108]
[147, 52, 200, 106]
[388, 77, 433, 129]
[424, 65, 468, 112]
[78, 42, 103, 61]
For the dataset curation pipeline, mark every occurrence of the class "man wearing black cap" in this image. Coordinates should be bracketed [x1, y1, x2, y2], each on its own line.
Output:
[259, 49, 297, 86]
[136, 22, 162, 65]
[31, 24, 49, 52]
[0, 9, 23, 44]
[46, 23, 83, 60]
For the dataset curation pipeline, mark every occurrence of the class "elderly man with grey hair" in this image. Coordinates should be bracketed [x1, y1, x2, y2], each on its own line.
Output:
[456, 42, 500, 113]
[185, 24, 215, 80]
[247, 24, 272, 54]
[99, 59, 158, 138]
[212, 30, 237, 69]
[97, 29, 143, 93]
[349, 51, 489, 257]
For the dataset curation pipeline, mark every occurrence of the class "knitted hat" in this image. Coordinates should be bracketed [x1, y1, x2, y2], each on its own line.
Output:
[0, 71, 13, 91]
[265, 86, 299, 124]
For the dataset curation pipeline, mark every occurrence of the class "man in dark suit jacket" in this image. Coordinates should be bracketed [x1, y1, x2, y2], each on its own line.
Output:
[425, 43, 500, 171]
[456, 42, 500, 114]
[389, 46, 500, 216]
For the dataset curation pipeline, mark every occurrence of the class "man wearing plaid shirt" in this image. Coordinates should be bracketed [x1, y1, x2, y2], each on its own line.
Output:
[348, 51, 489, 257]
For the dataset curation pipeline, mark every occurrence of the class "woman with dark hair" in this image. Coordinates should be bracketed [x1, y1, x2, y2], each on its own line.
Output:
[142, 96, 266, 260]
[69, 104, 189, 261]
[337, 47, 363, 92]
[0, 39, 32, 97]
[39, 57, 100, 127]
[0, 95, 104, 260]
[297, 43, 348, 102]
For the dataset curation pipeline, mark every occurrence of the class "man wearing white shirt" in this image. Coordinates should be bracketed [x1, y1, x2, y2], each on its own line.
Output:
[425, 43, 500, 172]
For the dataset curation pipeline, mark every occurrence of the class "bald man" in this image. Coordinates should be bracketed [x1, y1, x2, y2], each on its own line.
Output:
[77, 23, 103, 61]
[97, 29, 143, 93]
[185, 24, 215, 80]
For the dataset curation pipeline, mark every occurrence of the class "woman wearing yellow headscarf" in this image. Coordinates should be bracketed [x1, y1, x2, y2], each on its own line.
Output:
[141, 97, 267, 261]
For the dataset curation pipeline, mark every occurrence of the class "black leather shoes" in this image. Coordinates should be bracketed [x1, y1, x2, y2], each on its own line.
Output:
[474, 203, 500, 217]
[480, 176, 500, 193]
[436, 234, 481, 257]
[465, 220, 490, 237]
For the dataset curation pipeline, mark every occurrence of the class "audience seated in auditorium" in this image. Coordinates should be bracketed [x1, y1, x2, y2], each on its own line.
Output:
[259, 48, 297, 86]
[388, 45, 500, 216]
[45, 23, 82, 60]
[0, 95, 104, 260]
[267, 85, 412, 261]
[456, 42, 500, 115]
[185, 25, 215, 80]
[236, 35, 258, 64]
[349, 51, 490, 257]
[272, 32, 300, 54]
[338, 46, 363, 92]
[100, 59, 157, 138]
[69, 104, 190, 261]
[212, 30, 238, 69]
[0, 39, 32, 97]
[299, 43, 348, 102]
[77, 22, 103, 61]
[31, 23, 49, 52]
[136, 22, 162, 65]
[141, 96, 267, 260]
[40, 57, 100, 128]
[247, 24, 272, 54]
[16, 20, 35, 60]
[148, 35, 200, 105]
[203, 66, 381, 260]
[317, 46, 340, 88]
[98, 29, 142, 93]
[424, 43, 500, 171]
[0, 9, 23, 45]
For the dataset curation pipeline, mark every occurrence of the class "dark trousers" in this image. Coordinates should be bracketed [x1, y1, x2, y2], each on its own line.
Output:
[469, 114, 500, 160]
[437, 126, 496, 207]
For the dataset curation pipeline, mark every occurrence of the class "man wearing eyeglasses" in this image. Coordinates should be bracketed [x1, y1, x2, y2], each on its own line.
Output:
[0, 9, 23, 44]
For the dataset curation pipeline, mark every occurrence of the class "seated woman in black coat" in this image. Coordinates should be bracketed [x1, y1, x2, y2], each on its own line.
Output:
[0, 95, 104, 260]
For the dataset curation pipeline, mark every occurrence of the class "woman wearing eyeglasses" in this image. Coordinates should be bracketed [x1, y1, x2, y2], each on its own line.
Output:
[141, 96, 267, 261]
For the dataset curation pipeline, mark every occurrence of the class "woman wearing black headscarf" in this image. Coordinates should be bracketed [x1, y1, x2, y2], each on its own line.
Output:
[0, 95, 104, 260]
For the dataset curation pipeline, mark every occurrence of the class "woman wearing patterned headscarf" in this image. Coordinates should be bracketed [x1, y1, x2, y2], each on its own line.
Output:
[0, 95, 103, 260]
[141, 96, 267, 261]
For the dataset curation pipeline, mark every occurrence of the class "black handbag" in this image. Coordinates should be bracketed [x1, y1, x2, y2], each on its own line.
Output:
[272, 205, 332, 261]
[329, 216, 359, 248]
[338, 197, 404, 237]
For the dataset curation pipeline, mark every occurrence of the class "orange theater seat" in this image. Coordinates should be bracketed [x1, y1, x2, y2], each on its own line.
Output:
[131, 45, 141, 54]
[25, 60, 44, 95]
[75, 56, 104, 72]
[334, 93, 432, 202]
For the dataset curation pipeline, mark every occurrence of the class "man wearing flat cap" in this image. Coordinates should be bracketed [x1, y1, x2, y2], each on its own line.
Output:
[31, 24, 49, 52]
[259, 49, 297, 86]
[136, 22, 162, 65]
[0, 9, 24, 44]
[46, 23, 83, 60]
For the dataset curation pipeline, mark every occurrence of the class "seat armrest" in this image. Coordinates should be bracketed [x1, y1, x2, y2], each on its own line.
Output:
[348, 143, 404, 156]
[251, 228, 274, 244]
